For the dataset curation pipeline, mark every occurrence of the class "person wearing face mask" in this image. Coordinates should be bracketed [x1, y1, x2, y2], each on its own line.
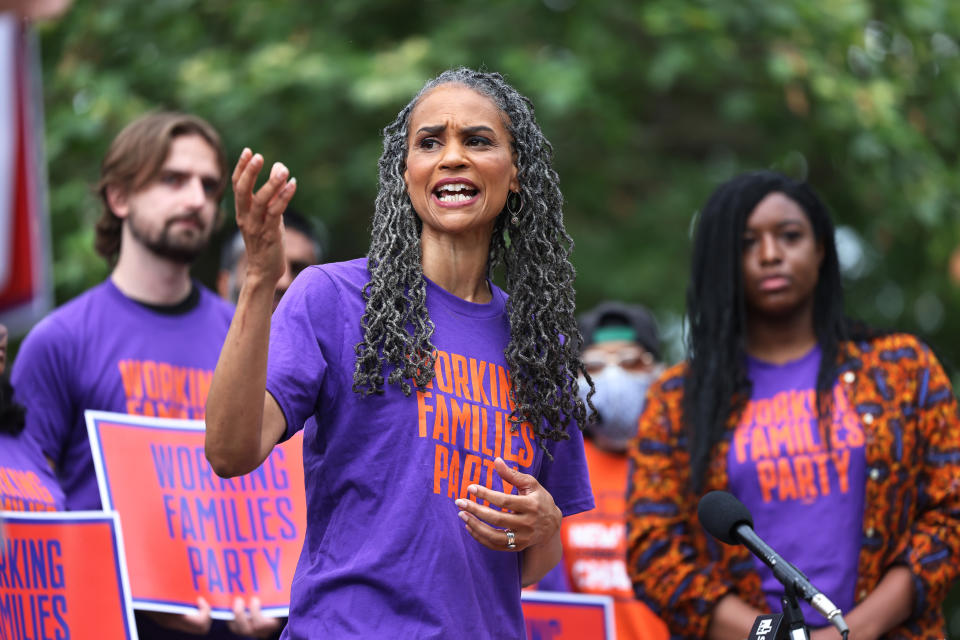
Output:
[578, 302, 664, 453]
[536, 301, 669, 640]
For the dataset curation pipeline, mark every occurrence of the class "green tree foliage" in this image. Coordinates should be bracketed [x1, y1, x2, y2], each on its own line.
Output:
[37, 1, 960, 361]
[31, 0, 960, 633]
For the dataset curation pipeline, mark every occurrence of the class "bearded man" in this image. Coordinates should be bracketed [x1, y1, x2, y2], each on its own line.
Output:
[12, 112, 283, 639]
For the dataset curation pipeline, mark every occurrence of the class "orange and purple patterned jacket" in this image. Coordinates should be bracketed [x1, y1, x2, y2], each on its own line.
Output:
[626, 333, 960, 639]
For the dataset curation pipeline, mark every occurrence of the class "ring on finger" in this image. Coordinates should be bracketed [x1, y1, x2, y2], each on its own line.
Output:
[505, 529, 517, 550]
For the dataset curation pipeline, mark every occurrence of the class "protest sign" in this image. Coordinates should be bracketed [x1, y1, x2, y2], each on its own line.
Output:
[521, 591, 614, 640]
[86, 410, 306, 619]
[0, 511, 138, 640]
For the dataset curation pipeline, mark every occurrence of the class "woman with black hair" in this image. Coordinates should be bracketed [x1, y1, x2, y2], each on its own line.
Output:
[205, 68, 594, 638]
[0, 323, 64, 511]
[626, 171, 960, 639]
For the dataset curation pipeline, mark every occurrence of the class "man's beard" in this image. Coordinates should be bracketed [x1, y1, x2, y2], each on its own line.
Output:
[127, 209, 212, 264]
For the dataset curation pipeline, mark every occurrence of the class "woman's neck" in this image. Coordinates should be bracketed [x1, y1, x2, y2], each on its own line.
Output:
[420, 227, 492, 302]
[745, 305, 818, 364]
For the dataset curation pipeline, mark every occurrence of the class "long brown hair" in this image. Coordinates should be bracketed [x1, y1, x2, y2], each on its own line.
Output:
[95, 112, 227, 262]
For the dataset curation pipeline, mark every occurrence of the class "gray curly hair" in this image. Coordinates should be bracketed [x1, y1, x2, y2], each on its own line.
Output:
[353, 67, 593, 450]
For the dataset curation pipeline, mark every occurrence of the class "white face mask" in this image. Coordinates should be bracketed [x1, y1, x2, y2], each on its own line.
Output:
[578, 365, 662, 452]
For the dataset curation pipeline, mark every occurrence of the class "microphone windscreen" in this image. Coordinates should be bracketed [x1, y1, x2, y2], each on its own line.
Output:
[697, 490, 754, 545]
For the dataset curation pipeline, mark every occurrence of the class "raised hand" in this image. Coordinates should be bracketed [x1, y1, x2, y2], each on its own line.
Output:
[455, 457, 561, 552]
[232, 148, 297, 288]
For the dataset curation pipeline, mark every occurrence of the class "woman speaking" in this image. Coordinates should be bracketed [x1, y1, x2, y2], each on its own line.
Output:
[205, 68, 594, 638]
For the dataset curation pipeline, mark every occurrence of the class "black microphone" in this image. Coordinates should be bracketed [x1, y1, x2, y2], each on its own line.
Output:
[697, 490, 850, 636]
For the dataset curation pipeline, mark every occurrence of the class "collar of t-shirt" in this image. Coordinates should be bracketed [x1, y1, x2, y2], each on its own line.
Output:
[129, 283, 201, 315]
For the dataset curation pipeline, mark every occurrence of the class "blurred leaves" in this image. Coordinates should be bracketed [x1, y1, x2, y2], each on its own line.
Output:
[36, 0, 960, 359]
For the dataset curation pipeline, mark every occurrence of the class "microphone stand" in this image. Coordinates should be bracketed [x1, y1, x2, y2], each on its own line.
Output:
[780, 583, 811, 640]
[746, 584, 810, 640]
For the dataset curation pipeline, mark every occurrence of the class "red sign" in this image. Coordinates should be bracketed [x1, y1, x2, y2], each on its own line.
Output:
[0, 511, 137, 640]
[86, 410, 306, 619]
[522, 591, 614, 640]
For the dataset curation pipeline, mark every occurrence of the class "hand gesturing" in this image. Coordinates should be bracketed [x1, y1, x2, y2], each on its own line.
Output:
[232, 148, 297, 287]
[455, 457, 561, 552]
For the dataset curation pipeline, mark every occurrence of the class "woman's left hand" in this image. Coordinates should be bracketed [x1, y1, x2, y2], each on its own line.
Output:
[455, 457, 561, 552]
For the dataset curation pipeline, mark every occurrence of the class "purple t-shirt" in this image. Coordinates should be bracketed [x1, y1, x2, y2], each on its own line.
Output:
[0, 431, 65, 511]
[727, 346, 865, 625]
[266, 259, 594, 639]
[12, 279, 234, 510]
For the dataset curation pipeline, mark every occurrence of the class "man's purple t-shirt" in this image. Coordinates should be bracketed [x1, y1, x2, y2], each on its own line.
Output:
[727, 346, 866, 625]
[266, 259, 595, 639]
[0, 431, 65, 511]
[12, 279, 234, 510]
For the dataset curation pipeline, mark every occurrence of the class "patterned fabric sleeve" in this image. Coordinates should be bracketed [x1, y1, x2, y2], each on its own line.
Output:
[894, 340, 960, 621]
[625, 369, 737, 638]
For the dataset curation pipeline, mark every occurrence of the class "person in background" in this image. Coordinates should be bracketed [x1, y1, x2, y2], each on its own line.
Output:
[537, 301, 669, 640]
[217, 207, 325, 308]
[0, 322, 64, 511]
[12, 111, 278, 639]
[626, 170, 960, 639]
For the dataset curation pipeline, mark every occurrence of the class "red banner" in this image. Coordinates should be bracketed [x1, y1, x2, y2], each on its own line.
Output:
[0, 16, 53, 335]
[0, 511, 137, 640]
[86, 411, 306, 619]
[521, 591, 614, 640]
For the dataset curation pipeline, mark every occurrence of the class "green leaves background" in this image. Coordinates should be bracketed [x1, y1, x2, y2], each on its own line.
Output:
[33, 0, 960, 631]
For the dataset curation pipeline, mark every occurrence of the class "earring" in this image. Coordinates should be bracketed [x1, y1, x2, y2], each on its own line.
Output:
[508, 192, 523, 226]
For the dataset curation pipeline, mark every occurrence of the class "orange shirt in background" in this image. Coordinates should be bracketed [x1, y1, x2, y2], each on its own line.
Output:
[557, 438, 668, 640]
